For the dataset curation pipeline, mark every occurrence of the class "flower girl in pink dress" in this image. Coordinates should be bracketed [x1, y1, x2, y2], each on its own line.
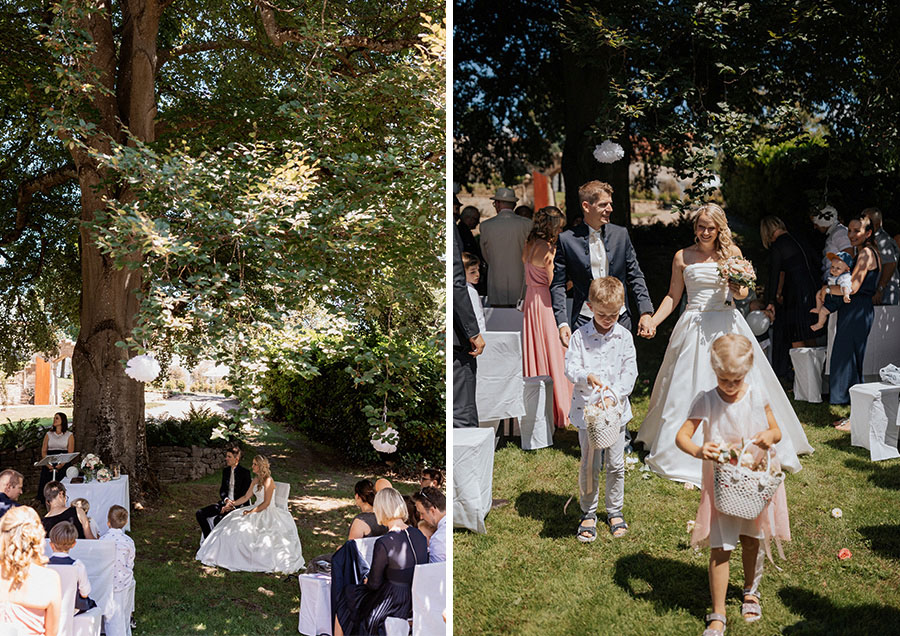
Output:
[675, 334, 791, 636]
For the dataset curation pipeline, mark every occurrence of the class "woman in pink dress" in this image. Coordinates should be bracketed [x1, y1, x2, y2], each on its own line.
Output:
[522, 206, 573, 428]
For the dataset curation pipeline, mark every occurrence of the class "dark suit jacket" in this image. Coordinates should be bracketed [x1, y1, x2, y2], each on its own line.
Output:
[453, 224, 481, 348]
[550, 222, 653, 328]
[219, 464, 252, 504]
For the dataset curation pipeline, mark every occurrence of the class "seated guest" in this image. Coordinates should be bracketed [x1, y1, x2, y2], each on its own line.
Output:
[48, 521, 97, 615]
[374, 478, 392, 493]
[341, 488, 428, 636]
[43, 481, 95, 540]
[70, 499, 101, 539]
[0, 468, 24, 518]
[419, 468, 443, 490]
[99, 505, 135, 636]
[0, 506, 62, 635]
[194, 444, 252, 539]
[403, 495, 432, 542]
[348, 480, 387, 540]
[412, 487, 447, 563]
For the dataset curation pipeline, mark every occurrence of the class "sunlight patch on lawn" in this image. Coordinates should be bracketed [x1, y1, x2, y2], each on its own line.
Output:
[294, 495, 348, 513]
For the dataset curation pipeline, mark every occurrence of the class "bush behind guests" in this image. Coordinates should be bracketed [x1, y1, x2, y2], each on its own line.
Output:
[0, 418, 48, 452]
[261, 333, 444, 469]
[145, 405, 239, 448]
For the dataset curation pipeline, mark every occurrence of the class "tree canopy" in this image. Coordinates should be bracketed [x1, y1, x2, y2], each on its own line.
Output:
[1, 0, 445, 495]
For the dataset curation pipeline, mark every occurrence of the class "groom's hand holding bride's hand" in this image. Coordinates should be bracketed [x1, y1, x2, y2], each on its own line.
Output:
[637, 314, 656, 339]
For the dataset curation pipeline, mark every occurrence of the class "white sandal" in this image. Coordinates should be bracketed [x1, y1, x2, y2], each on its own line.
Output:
[702, 612, 726, 636]
[741, 588, 761, 623]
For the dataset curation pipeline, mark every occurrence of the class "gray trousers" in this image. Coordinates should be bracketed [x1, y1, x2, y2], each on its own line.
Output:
[578, 426, 625, 518]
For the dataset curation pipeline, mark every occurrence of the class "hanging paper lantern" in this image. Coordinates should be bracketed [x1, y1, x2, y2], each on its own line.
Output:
[125, 354, 161, 383]
[592, 140, 625, 164]
[371, 427, 399, 454]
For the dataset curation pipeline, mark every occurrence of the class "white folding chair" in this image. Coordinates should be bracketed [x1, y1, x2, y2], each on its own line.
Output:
[46, 564, 103, 636]
[352, 536, 379, 567]
[412, 562, 446, 636]
[274, 481, 291, 509]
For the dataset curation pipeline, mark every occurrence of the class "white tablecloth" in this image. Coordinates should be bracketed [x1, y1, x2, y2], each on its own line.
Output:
[849, 382, 900, 461]
[475, 331, 525, 422]
[453, 428, 494, 534]
[826, 305, 900, 380]
[61, 476, 131, 535]
[44, 538, 116, 618]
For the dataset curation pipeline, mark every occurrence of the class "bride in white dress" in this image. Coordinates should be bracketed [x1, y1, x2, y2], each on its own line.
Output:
[195, 455, 305, 574]
[636, 204, 813, 486]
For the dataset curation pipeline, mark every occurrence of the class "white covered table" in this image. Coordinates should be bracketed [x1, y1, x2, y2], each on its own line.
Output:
[789, 347, 826, 403]
[453, 427, 494, 533]
[61, 475, 130, 535]
[826, 305, 900, 381]
[520, 376, 554, 450]
[475, 331, 525, 424]
[849, 382, 900, 461]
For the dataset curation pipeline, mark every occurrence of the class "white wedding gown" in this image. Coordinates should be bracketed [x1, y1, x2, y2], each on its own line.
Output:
[636, 263, 814, 486]
[195, 486, 305, 574]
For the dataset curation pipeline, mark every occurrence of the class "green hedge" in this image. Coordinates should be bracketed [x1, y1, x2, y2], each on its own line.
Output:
[145, 405, 238, 448]
[0, 418, 46, 452]
[261, 334, 444, 470]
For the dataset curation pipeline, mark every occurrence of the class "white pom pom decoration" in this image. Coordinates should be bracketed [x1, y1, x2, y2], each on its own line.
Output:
[746, 310, 771, 336]
[125, 354, 161, 383]
[370, 427, 399, 454]
[592, 140, 625, 164]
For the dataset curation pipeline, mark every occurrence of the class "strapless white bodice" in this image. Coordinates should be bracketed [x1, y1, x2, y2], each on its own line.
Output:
[684, 263, 730, 312]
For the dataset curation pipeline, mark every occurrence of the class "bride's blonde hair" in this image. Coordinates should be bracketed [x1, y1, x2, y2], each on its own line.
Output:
[0, 506, 48, 589]
[693, 203, 735, 261]
[252, 455, 272, 486]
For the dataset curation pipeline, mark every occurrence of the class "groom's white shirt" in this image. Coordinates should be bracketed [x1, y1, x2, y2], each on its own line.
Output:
[578, 227, 610, 319]
[564, 320, 638, 428]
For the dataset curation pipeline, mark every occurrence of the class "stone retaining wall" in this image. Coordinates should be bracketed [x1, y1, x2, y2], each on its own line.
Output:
[148, 445, 224, 483]
[0, 445, 223, 489]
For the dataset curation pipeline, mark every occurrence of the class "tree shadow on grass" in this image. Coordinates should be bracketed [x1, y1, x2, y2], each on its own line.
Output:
[822, 434, 871, 458]
[612, 552, 742, 616]
[549, 428, 583, 460]
[843, 457, 900, 490]
[858, 524, 900, 560]
[779, 586, 900, 634]
[515, 490, 576, 539]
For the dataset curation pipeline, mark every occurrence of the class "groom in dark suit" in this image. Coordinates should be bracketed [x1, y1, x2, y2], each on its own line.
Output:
[195, 444, 252, 538]
[551, 180, 654, 346]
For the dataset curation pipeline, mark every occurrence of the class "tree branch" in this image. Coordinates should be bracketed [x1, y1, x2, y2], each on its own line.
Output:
[254, 1, 420, 53]
[157, 39, 264, 67]
[1, 165, 78, 247]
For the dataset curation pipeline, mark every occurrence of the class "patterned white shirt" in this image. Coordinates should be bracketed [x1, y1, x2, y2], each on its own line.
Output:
[99, 528, 135, 592]
[564, 320, 637, 429]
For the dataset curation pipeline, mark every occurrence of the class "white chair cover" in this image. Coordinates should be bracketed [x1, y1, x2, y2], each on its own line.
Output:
[849, 382, 900, 461]
[789, 347, 826, 403]
[384, 617, 410, 636]
[352, 536, 379, 567]
[297, 573, 332, 636]
[46, 564, 103, 636]
[274, 481, 291, 509]
[412, 562, 446, 636]
[475, 331, 526, 421]
[43, 540, 115, 620]
[452, 428, 494, 533]
[520, 376, 554, 450]
[102, 581, 134, 636]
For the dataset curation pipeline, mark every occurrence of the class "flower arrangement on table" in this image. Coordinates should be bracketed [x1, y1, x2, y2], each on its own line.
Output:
[80, 454, 106, 482]
[717, 256, 756, 305]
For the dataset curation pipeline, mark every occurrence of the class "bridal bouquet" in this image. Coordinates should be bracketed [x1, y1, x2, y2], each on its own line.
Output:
[717, 256, 756, 305]
[81, 453, 105, 482]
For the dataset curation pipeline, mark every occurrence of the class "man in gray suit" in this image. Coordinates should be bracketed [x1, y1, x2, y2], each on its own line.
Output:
[479, 187, 533, 307]
[551, 180, 654, 346]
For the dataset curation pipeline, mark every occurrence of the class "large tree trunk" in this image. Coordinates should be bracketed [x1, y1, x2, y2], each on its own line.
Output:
[560, 45, 631, 227]
[71, 0, 160, 500]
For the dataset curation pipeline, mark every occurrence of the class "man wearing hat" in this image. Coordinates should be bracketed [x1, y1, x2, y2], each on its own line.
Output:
[479, 187, 532, 306]
[810, 205, 851, 280]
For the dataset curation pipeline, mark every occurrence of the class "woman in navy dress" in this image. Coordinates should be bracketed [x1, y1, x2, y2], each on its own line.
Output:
[823, 214, 881, 407]
[342, 487, 428, 636]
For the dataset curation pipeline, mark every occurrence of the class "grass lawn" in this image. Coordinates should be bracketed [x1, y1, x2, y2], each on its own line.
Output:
[454, 340, 900, 634]
[130, 423, 421, 635]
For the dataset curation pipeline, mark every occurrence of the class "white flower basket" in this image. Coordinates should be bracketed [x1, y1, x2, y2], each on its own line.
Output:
[583, 386, 624, 449]
[713, 440, 784, 520]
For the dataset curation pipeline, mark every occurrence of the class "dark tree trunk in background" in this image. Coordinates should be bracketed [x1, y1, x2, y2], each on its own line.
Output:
[71, 1, 160, 501]
[560, 45, 632, 227]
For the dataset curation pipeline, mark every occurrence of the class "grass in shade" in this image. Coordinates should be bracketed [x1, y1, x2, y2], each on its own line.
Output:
[454, 330, 900, 635]
[130, 423, 419, 635]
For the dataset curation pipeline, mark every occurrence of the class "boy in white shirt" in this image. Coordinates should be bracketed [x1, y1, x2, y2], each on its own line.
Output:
[99, 505, 135, 636]
[462, 252, 487, 333]
[565, 277, 637, 543]
[48, 521, 96, 614]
